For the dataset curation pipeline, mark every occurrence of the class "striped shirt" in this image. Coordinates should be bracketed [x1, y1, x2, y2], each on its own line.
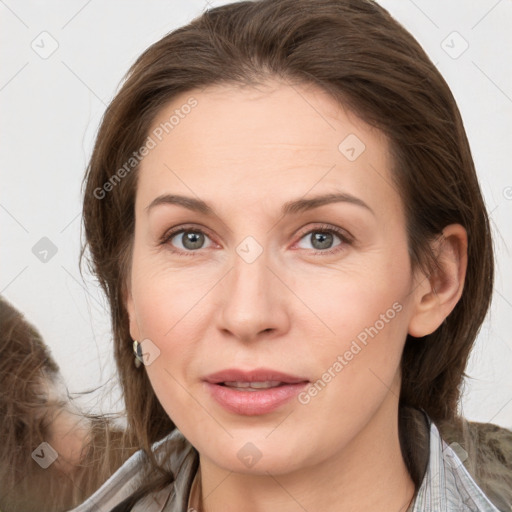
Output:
[69, 410, 502, 512]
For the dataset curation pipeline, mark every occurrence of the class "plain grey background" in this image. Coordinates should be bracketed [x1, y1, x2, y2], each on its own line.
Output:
[1, 0, 511, 427]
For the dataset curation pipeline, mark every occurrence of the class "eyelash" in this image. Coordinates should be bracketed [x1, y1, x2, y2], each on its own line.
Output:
[159, 223, 353, 257]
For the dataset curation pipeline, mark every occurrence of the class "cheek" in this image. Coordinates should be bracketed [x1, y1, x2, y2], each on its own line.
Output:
[288, 258, 412, 394]
[288, 272, 411, 457]
[130, 254, 211, 338]
[292, 260, 410, 342]
[128, 263, 203, 406]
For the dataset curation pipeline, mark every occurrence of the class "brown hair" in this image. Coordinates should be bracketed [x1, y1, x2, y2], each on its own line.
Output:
[81, 0, 494, 501]
[0, 295, 138, 511]
[0, 295, 62, 511]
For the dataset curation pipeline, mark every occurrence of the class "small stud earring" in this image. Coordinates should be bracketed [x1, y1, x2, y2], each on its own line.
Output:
[133, 340, 143, 368]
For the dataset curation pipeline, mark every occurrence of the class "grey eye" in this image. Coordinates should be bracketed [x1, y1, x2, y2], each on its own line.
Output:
[297, 231, 342, 251]
[170, 230, 211, 251]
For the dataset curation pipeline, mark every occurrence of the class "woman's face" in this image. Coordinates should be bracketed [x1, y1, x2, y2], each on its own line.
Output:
[126, 80, 426, 475]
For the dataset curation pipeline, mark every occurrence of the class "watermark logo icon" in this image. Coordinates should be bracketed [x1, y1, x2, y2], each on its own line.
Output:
[32, 237, 58, 263]
[338, 134, 366, 161]
[237, 442, 262, 468]
[136, 338, 161, 366]
[445, 442, 468, 469]
[441, 31, 469, 59]
[32, 441, 58, 469]
[236, 236, 264, 264]
[31, 31, 59, 59]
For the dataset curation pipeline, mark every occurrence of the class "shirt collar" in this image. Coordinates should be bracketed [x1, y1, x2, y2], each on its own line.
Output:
[408, 412, 500, 512]
[73, 408, 501, 511]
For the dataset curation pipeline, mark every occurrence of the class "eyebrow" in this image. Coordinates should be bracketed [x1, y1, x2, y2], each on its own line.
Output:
[145, 192, 375, 217]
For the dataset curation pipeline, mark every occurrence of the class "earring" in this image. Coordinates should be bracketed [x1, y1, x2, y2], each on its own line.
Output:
[133, 340, 143, 368]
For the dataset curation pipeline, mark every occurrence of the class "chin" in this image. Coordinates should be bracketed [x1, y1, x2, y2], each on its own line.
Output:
[201, 436, 317, 476]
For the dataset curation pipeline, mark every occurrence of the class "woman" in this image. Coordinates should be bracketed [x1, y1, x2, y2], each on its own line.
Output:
[77, 0, 512, 509]
[2, 0, 511, 511]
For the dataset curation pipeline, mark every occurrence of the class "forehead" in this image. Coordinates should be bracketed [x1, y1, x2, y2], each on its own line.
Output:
[137, 80, 402, 220]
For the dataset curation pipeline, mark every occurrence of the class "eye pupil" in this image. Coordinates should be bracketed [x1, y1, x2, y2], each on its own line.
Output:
[183, 231, 204, 250]
[312, 232, 333, 250]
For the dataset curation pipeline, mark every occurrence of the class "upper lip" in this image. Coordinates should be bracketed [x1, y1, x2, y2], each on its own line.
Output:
[204, 368, 309, 384]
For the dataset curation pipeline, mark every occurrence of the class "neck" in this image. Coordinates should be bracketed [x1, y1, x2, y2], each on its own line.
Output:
[195, 392, 416, 512]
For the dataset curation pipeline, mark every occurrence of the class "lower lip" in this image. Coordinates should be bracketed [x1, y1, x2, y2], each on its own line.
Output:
[204, 382, 309, 416]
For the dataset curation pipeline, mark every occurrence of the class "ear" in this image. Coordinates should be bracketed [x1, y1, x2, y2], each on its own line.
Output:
[407, 224, 468, 337]
[124, 280, 141, 342]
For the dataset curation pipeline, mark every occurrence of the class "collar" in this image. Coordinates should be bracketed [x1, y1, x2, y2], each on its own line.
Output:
[408, 412, 500, 512]
[71, 408, 501, 511]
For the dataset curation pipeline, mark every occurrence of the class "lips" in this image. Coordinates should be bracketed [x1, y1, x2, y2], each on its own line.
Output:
[203, 368, 309, 415]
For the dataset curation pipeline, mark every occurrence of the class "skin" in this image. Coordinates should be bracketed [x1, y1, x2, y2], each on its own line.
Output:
[126, 80, 467, 512]
[40, 373, 91, 474]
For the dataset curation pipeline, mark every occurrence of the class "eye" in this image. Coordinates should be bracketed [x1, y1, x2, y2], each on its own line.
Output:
[294, 224, 351, 255]
[160, 223, 352, 257]
[161, 225, 214, 256]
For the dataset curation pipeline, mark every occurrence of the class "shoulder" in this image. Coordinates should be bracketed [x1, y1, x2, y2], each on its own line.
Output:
[436, 417, 512, 512]
[68, 429, 196, 512]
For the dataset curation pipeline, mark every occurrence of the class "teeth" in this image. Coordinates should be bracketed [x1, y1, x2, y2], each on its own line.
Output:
[223, 381, 282, 390]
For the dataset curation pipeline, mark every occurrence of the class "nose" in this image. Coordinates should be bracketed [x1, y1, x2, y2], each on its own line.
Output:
[216, 243, 290, 343]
